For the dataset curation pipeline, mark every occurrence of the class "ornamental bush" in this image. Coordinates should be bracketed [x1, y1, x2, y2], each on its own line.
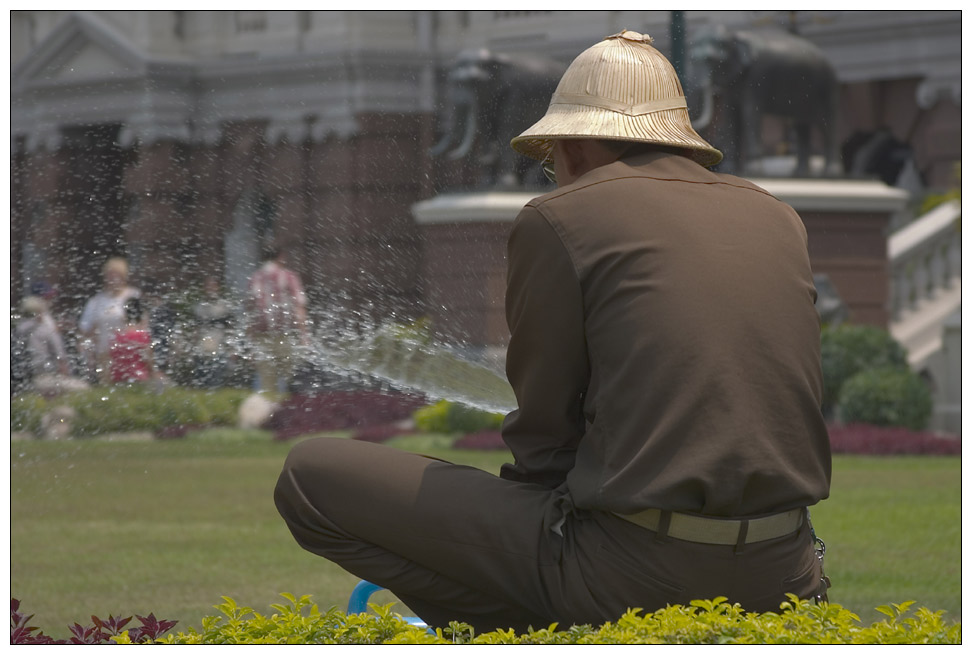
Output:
[413, 400, 505, 435]
[11, 598, 177, 644]
[10, 386, 252, 438]
[819, 324, 909, 417]
[838, 367, 933, 431]
[11, 594, 961, 644]
[160, 594, 959, 645]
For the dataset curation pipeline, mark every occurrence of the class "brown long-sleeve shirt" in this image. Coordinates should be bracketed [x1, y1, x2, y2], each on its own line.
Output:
[500, 151, 831, 518]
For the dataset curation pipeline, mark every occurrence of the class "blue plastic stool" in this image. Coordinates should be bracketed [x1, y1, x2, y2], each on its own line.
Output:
[347, 580, 431, 632]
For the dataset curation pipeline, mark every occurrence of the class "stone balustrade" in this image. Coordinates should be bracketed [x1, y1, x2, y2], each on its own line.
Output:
[887, 199, 962, 320]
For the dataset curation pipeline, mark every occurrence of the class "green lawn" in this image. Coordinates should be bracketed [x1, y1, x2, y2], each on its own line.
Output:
[9, 433, 961, 638]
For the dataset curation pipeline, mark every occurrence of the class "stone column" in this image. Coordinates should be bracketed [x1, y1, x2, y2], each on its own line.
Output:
[122, 141, 195, 287]
[307, 113, 430, 324]
[22, 148, 97, 307]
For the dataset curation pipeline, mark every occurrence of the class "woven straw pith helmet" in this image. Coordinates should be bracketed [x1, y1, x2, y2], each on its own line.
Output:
[511, 30, 722, 168]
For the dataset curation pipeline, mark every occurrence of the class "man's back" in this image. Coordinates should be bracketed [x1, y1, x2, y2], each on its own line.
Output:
[503, 151, 831, 517]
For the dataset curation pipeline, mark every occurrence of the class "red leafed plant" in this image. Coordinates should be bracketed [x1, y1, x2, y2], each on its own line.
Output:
[827, 423, 960, 455]
[269, 391, 427, 441]
[11, 598, 177, 645]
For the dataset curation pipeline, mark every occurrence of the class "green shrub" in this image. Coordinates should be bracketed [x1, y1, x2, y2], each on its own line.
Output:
[413, 400, 504, 434]
[839, 367, 933, 431]
[919, 161, 960, 214]
[185, 427, 274, 443]
[155, 594, 960, 645]
[820, 325, 909, 415]
[10, 386, 252, 438]
[413, 400, 451, 433]
[11, 393, 48, 434]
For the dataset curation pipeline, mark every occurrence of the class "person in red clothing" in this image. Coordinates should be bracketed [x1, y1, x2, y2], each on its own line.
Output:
[246, 244, 308, 393]
[109, 297, 160, 385]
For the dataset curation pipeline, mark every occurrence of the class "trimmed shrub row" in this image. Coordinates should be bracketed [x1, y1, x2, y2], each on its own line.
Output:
[11, 388, 428, 441]
[403, 423, 960, 456]
[11, 386, 251, 438]
[13, 594, 959, 644]
[12, 386, 956, 457]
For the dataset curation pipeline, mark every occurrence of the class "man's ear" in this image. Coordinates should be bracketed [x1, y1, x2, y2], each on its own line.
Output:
[559, 140, 588, 179]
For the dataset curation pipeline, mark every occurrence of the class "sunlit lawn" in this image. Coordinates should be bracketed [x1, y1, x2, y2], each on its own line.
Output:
[9, 432, 961, 638]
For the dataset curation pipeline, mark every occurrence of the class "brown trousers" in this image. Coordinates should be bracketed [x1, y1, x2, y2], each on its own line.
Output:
[274, 438, 824, 633]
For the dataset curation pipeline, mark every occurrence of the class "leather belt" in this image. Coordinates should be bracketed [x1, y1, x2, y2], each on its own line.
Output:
[613, 508, 806, 545]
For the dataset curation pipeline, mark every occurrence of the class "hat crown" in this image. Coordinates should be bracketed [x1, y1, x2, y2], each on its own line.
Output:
[555, 31, 684, 110]
[510, 29, 722, 168]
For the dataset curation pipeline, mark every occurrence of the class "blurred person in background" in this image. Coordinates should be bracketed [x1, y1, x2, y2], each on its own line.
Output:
[246, 244, 308, 394]
[109, 297, 166, 389]
[143, 277, 179, 378]
[78, 257, 140, 384]
[13, 295, 89, 396]
[191, 275, 235, 388]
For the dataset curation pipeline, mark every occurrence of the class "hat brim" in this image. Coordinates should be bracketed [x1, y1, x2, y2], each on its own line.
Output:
[511, 104, 723, 168]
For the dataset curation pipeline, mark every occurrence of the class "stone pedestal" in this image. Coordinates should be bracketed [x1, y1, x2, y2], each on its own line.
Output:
[413, 179, 909, 350]
[754, 178, 909, 328]
[412, 192, 534, 350]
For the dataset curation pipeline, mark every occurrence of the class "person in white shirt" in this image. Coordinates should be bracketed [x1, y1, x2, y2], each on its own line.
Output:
[15, 295, 89, 396]
[78, 257, 140, 384]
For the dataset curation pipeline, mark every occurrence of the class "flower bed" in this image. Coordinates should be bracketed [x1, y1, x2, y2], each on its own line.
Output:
[353, 422, 417, 443]
[12, 595, 960, 644]
[267, 391, 427, 441]
[827, 423, 960, 456]
[454, 430, 506, 450]
[396, 421, 962, 456]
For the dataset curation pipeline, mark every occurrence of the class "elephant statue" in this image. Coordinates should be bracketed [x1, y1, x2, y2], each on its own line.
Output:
[842, 127, 922, 191]
[686, 27, 841, 177]
[431, 49, 566, 189]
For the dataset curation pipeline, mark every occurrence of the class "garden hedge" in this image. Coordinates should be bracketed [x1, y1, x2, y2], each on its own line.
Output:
[10, 386, 251, 438]
[12, 594, 960, 645]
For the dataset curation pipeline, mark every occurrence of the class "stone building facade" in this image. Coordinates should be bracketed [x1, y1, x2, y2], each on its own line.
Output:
[10, 10, 962, 348]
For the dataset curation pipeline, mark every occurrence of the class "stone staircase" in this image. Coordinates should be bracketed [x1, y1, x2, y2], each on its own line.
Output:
[887, 199, 961, 435]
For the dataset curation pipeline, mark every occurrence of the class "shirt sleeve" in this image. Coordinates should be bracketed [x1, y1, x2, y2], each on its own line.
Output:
[78, 296, 97, 334]
[500, 205, 590, 488]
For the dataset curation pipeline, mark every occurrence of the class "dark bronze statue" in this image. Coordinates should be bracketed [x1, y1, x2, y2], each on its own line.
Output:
[431, 49, 566, 189]
[687, 27, 841, 177]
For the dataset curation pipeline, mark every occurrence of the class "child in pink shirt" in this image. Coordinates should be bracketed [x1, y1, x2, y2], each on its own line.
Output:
[109, 298, 157, 384]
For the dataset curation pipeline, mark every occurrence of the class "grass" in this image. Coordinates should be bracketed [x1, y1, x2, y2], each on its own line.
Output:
[808, 456, 962, 623]
[9, 433, 961, 638]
